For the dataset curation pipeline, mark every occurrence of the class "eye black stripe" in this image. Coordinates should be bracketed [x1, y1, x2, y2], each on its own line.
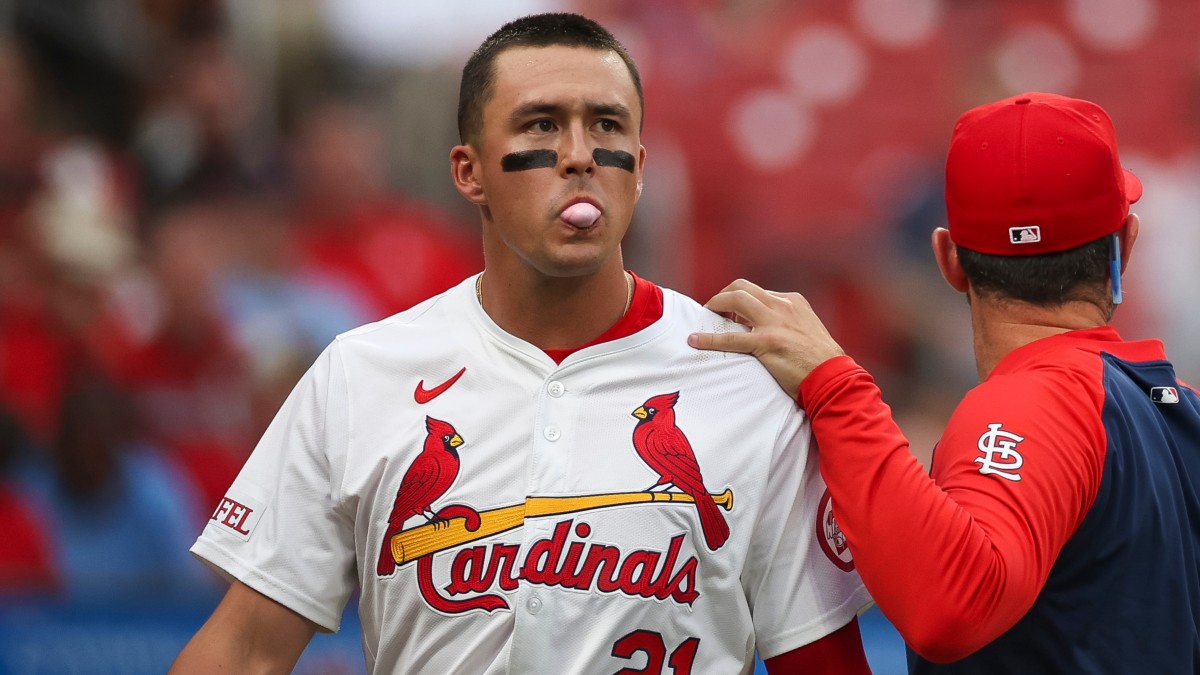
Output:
[593, 148, 636, 172]
[501, 150, 557, 171]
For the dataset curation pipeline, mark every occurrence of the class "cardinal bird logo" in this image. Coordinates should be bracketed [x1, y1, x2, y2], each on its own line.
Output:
[632, 392, 730, 551]
[377, 416, 465, 576]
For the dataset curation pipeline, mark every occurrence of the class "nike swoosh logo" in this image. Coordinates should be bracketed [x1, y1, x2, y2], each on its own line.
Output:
[414, 367, 467, 404]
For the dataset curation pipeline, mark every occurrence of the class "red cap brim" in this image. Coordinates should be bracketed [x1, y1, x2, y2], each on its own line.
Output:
[1124, 169, 1143, 205]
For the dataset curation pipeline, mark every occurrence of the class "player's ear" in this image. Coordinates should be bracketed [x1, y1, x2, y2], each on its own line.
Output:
[451, 144, 487, 205]
[634, 145, 647, 202]
[932, 227, 969, 292]
[1119, 213, 1139, 273]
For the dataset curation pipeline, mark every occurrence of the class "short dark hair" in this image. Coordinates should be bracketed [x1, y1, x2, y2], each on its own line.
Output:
[456, 13, 644, 146]
[957, 236, 1112, 308]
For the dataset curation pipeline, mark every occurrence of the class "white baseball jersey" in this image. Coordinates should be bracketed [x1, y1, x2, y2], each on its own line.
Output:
[191, 275, 870, 674]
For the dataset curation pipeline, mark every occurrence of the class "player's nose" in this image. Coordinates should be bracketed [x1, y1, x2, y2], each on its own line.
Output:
[559, 123, 595, 177]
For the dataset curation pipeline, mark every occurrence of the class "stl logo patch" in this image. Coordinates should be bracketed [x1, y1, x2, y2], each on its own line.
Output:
[816, 489, 854, 572]
[210, 493, 265, 541]
[1009, 226, 1042, 244]
[1151, 387, 1180, 404]
[975, 423, 1025, 482]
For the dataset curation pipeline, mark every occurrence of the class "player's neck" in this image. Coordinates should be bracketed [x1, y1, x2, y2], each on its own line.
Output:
[969, 291, 1109, 380]
[478, 264, 633, 350]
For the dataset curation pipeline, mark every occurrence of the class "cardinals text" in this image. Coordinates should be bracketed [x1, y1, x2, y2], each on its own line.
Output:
[419, 519, 700, 614]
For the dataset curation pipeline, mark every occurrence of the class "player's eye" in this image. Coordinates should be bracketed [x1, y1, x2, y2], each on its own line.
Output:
[596, 119, 619, 133]
[530, 119, 555, 133]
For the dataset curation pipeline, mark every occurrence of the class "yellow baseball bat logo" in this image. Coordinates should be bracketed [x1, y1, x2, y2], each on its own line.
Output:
[390, 489, 733, 566]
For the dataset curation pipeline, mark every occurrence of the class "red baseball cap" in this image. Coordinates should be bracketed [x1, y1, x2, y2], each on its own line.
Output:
[945, 92, 1142, 255]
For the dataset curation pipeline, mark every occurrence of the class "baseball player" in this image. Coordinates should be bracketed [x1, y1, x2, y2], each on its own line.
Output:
[692, 93, 1200, 672]
[170, 13, 872, 674]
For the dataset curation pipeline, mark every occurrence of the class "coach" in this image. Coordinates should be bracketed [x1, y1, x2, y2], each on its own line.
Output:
[692, 92, 1200, 673]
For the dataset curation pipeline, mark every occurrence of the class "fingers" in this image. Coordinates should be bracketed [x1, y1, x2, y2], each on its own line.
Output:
[691, 278, 803, 355]
[704, 281, 814, 326]
[686, 330, 760, 355]
[706, 279, 773, 307]
[703, 282, 775, 327]
[692, 279, 843, 395]
[709, 278, 765, 296]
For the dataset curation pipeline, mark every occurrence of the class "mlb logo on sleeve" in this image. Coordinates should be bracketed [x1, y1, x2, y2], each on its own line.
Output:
[1151, 387, 1180, 404]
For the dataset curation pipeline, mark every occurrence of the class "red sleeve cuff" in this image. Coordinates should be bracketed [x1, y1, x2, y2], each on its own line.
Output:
[797, 355, 867, 411]
[764, 617, 870, 674]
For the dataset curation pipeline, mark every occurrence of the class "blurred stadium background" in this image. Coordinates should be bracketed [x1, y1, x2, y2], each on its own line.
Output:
[0, 0, 1196, 673]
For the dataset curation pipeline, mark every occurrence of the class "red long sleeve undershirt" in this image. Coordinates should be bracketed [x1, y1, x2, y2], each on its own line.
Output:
[799, 351, 1108, 663]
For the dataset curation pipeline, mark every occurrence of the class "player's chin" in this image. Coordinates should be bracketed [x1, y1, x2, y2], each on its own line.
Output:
[555, 228, 627, 264]
[537, 249, 614, 278]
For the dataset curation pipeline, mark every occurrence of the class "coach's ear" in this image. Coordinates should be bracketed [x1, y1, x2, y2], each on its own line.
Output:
[1119, 213, 1139, 273]
[451, 144, 487, 206]
[932, 227, 969, 293]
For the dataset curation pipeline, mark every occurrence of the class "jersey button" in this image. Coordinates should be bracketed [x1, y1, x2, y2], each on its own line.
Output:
[547, 381, 565, 397]
[526, 594, 542, 614]
[543, 426, 561, 442]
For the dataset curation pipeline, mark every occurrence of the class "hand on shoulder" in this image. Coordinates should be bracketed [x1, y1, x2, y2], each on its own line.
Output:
[688, 279, 845, 399]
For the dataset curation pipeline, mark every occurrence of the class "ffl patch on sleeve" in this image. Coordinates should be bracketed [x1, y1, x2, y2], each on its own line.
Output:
[210, 492, 266, 541]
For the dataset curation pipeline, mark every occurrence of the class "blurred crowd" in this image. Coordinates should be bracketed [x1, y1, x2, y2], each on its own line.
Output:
[0, 0, 482, 603]
[0, 0, 1198, 621]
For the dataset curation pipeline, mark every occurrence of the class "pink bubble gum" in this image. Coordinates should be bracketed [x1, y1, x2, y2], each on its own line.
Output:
[561, 203, 601, 227]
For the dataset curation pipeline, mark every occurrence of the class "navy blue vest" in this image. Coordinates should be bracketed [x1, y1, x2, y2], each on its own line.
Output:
[910, 353, 1200, 673]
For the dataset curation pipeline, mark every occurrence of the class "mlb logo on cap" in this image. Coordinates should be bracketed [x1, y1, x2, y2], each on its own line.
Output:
[1009, 226, 1042, 245]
